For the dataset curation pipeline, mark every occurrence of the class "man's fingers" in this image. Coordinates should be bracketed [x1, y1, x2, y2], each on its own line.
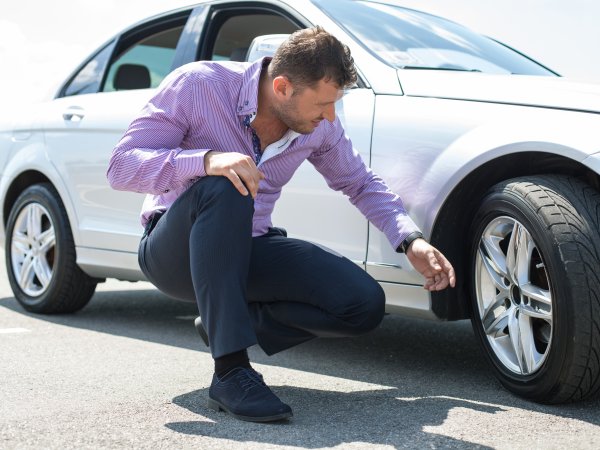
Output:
[206, 152, 263, 197]
[448, 267, 456, 287]
[226, 169, 249, 196]
[237, 166, 264, 198]
[424, 275, 450, 291]
[239, 159, 264, 197]
[435, 250, 457, 288]
[435, 249, 452, 270]
[427, 250, 442, 272]
[415, 245, 456, 291]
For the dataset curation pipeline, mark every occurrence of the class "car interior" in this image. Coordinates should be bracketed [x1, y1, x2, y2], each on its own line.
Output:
[209, 13, 298, 62]
[104, 25, 186, 92]
[62, 7, 302, 96]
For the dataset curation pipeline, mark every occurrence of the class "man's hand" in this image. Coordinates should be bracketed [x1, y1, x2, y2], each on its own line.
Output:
[204, 151, 265, 198]
[406, 239, 456, 291]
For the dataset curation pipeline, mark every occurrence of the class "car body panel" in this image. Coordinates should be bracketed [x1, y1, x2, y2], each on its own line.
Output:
[39, 89, 153, 253]
[272, 87, 375, 264]
[398, 70, 600, 113]
[0, 136, 78, 247]
[367, 94, 600, 284]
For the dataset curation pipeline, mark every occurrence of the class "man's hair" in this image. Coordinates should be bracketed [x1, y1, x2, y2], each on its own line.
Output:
[268, 26, 357, 90]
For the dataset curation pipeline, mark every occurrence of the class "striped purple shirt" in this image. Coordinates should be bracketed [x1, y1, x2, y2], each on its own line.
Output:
[107, 58, 419, 250]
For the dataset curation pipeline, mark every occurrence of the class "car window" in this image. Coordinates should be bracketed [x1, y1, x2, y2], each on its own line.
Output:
[102, 25, 185, 92]
[313, 0, 556, 76]
[62, 43, 114, 97]
[209, 14, 298, 62]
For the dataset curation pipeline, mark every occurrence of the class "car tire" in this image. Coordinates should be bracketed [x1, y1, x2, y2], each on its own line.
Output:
[469, 175, 600, 403]
[5, 183, 97, 313]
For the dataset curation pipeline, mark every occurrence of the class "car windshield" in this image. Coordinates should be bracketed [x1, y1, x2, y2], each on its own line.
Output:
[312, 0, 557, 76]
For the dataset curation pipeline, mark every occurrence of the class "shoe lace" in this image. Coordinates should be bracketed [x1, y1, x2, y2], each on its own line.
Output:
[237, 368, 267, 392]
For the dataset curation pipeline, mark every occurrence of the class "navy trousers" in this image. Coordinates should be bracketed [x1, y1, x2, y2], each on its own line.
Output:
[138, 176, 385, 358]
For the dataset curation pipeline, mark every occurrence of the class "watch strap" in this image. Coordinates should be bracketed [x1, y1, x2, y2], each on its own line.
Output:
[398, 231, 425, 253]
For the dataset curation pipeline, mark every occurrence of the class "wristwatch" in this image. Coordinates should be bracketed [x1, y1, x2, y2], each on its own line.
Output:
[397, 231, 425, 253]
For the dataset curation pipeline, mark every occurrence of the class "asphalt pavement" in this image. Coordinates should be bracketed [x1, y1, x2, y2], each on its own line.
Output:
[1, 249, 600, 449]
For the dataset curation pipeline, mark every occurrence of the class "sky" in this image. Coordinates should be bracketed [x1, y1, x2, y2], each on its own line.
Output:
[0, 0, 599, 109]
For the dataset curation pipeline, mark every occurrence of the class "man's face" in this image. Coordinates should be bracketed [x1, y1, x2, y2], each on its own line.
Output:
[273, 78, 344, 134]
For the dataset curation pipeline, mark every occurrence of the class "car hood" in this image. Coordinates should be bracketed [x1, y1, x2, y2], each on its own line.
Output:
[397, 71, 600, 114]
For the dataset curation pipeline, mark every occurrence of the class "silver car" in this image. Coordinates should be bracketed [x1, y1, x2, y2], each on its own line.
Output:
[1, 0, 600, 404]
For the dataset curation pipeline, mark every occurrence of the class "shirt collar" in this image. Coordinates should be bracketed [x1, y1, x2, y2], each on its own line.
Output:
[237, 57, 271, 118]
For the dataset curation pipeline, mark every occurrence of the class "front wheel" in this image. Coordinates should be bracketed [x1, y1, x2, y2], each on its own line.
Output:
[469, 175, 600, 403]
[5, 183, 97, 313]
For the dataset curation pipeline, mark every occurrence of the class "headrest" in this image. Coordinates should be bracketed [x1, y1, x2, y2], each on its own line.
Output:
[114, 63, 151, 90]
[246, 34, 290, 61]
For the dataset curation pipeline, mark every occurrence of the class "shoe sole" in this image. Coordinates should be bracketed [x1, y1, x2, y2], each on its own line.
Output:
[208, 398, 293, 423]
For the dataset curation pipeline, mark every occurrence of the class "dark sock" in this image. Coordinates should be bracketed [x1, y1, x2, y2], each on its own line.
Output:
[214, 349, 251, 378]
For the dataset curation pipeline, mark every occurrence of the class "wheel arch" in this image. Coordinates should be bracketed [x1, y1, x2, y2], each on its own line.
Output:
[3, 171, 52, 228]
[428, 151, 600, 321]
[3, 176, 99, 313]
[1, 169, 80, 249]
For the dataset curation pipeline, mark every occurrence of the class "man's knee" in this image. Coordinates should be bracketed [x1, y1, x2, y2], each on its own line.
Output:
[357, 281, 386, 333]
[191, 176, 254, 214]
[337, 280, 385, 336]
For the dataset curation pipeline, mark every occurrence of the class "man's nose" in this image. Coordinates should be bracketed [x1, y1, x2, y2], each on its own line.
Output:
[323, 103, 336, 122]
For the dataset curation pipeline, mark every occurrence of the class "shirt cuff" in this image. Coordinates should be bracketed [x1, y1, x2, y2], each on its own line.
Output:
[175, 149, 210, 182]
[388, 215, 421, 251]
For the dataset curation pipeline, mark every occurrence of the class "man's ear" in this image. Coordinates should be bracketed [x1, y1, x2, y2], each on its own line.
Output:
[273, 76, 293, 99]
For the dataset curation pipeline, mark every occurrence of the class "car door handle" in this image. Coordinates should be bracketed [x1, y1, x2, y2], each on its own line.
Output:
[63, 106, 85, 122]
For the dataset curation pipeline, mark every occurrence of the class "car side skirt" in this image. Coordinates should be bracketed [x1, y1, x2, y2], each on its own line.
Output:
[381, 282, 438, 320]
[76, 247, 145, 282]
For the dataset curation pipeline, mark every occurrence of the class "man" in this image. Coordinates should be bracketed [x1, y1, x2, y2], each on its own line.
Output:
[107, 27, 455, 423]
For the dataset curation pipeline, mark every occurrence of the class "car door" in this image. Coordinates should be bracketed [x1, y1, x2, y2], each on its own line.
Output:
[274, 88, 374, 264]
[40, 9, 197, 254]
[194, 1, 374, 264]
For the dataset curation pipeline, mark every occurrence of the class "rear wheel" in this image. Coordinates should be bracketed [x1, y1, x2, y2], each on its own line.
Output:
[469, 175, 600, 403]
[5, 183, 97, 313]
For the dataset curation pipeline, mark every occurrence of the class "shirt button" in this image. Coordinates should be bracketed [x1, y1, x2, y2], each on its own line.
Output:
[244, 100, 249, 105]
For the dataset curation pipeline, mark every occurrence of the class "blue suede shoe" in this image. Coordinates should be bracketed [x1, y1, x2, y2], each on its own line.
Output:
[208, 367, 293, 422]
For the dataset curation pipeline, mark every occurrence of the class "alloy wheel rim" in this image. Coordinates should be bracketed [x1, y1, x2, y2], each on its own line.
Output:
[475, 216, 553, 375]
[10, 203, 56, 297]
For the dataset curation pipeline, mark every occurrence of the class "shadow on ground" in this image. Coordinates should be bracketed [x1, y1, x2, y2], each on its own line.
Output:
[168, 386, 498, 449]
[2, 288, 600, 448]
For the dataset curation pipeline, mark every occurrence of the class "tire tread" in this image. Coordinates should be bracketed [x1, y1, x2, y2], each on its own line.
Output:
[518, 176, 600, 403]
[475, 175, 600, 403]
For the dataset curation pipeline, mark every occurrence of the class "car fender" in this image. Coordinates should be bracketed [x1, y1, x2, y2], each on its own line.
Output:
[0, 140, 81, 249]
[369, 96, 600, 287]
[419, 111, 600, 234]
